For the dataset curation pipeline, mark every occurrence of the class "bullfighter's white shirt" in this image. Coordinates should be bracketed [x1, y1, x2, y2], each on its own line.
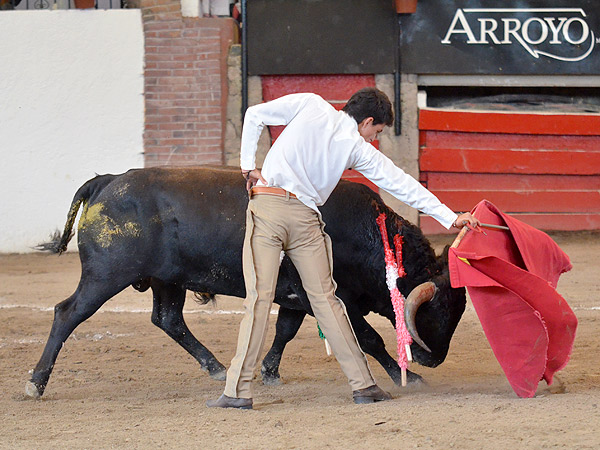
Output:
[240, 93, 458, 229]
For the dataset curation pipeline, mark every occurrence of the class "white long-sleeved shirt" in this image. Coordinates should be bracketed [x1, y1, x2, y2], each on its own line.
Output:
[240, 93, 458, 229]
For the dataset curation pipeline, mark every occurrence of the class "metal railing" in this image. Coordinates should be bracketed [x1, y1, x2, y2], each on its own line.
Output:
[1, 0, 124, 9]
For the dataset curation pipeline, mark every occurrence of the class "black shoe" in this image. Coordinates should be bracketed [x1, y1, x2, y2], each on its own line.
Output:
[352, 385, 392, 404]
[206, 394, 253, 409]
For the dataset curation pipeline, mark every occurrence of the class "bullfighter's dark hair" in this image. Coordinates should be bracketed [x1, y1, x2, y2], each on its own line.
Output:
[342, 87, 394, 127]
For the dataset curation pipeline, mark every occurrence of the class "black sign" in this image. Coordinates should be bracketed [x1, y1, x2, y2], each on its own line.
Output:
[399, 0, 600, 74]
[247, 0, 397, 75]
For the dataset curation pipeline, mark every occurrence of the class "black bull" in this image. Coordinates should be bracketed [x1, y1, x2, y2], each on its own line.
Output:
[26, 166, 466, 398]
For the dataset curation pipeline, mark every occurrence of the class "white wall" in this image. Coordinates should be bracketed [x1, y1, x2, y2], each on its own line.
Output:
[0, 10, 144, 253]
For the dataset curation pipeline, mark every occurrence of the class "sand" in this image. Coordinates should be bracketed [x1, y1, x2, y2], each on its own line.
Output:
[1, 232, 598, 449]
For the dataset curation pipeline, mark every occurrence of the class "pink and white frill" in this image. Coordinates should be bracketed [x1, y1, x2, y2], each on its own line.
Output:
[375, 213, 412, 385]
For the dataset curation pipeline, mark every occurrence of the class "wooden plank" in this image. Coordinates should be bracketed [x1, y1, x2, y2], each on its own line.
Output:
[420, 148, 600, 175]
[421, 131, 600, 152]
[342, 169, 378, 192]
[262, 75, 375, 101]
[419, 109, 600, 136]
[429, 191, 600, 213]
[420, 214, 600, 235]
[422, 173, 600, 191]
[418, 109, 600, 231]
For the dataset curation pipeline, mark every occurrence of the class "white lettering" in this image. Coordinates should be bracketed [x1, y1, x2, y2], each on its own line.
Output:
[440, 8, 596, 63]
[563, 17, 589, 45]
[500, 18, 538, 57]
[501, 18, 521, 44]
[441, 9, 478, 44]
[479, 18, 501, 44]
[544, 17, 568, 44]
[522, 17, 548, 45]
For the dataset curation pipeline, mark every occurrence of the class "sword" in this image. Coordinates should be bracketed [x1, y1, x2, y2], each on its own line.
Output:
[451, 223, 510, 249]
[480, 223, 510, 231]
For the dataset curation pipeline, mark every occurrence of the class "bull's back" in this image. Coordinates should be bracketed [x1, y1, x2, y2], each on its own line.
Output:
[76, 167, 249, 293]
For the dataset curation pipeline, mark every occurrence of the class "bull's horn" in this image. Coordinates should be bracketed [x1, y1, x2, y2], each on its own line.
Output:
[404, 281, 437, 353]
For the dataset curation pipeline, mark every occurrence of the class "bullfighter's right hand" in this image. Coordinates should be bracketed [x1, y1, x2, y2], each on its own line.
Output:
[453, 212, 481, 230]
[242, 168, 267, 191]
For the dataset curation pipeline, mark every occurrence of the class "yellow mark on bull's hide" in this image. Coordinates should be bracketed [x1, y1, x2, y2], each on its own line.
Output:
[150, 206, 176, 225]
[78, 202, 141, 247]
[78, 202, 103, 231]
[123, 221, 141, 236]
[114, 183, 130, 198]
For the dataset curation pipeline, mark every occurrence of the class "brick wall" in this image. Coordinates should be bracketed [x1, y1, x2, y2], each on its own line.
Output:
[139, 0, 237, 166]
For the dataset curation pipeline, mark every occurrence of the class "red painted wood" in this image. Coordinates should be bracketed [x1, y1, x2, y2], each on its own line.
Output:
[262, 74, 376, 101]
[422, 173, 600, 191]
[429, 191, 600, 213]
[269, 125, 285, 141]
[419, 109, 600, 136]
[419, 109, 600, 230]
[420, 214, 600, 235]
[342, 169, 378, 192]
[503, 214, 600, 231]
[420, 147, 600, 175]
[421, 131, 600, 152]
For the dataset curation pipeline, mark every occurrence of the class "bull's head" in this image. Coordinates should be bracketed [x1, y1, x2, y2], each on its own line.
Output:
[404, 247, 466, 367]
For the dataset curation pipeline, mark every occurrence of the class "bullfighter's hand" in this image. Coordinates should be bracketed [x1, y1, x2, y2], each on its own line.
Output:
[453, 212, 481, 230]
[242, 168, 267, 191]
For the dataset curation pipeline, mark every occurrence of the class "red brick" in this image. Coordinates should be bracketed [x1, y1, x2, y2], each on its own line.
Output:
[141, 3, 235, 167]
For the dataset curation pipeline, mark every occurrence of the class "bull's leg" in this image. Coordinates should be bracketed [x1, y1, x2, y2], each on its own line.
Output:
[150, 281, 226, 381]
[344, 307, 424, 386]
[26, 280, 128, 399]
[261, 306, 307, 386]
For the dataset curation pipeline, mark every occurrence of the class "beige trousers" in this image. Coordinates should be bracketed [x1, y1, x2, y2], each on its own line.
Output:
[224, 194, 376, 398]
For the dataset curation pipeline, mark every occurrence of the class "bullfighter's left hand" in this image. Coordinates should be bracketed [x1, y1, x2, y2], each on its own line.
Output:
[242, 168, 267, 191]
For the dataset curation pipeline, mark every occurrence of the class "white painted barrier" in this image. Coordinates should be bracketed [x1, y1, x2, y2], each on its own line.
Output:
[0, 10, 144, 253]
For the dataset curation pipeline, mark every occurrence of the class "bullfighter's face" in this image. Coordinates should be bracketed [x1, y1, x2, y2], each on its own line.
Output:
[358, 117, 386, 143]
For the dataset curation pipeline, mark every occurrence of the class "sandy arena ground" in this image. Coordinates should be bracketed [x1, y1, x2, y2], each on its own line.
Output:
[1, 232, 599, 449]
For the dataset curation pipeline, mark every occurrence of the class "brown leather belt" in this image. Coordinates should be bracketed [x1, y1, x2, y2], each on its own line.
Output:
[250, 186, 297, 199]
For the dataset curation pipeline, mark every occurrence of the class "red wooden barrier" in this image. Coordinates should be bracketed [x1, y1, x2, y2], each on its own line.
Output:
[419, 109, 600, 136]
[420, 148, 600, 175]
[419, 108, 600, 234]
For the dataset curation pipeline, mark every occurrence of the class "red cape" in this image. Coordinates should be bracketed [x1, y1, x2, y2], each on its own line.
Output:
[448, 200, 577, 398]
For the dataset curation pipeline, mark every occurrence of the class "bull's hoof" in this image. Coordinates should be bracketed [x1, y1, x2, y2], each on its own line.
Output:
[262, 375, 282, 386]
[392, 370, 426, 387]
[208, 368, 227, 381]
[260, 366, 282, 386]
[407, 371, 425, 384]
[25, 381, 42, 400]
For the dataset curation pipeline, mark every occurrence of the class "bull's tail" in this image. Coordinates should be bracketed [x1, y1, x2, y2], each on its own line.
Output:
[36, 174, 120, 254]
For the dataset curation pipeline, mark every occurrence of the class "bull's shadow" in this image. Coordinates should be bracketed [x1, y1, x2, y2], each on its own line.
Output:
[27, 166, 466, 399]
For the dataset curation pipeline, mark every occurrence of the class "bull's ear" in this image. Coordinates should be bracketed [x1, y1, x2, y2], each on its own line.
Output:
[433, 245, 451, 277]
[441, 244, 450, 258]
[437, 245, 450, 264]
